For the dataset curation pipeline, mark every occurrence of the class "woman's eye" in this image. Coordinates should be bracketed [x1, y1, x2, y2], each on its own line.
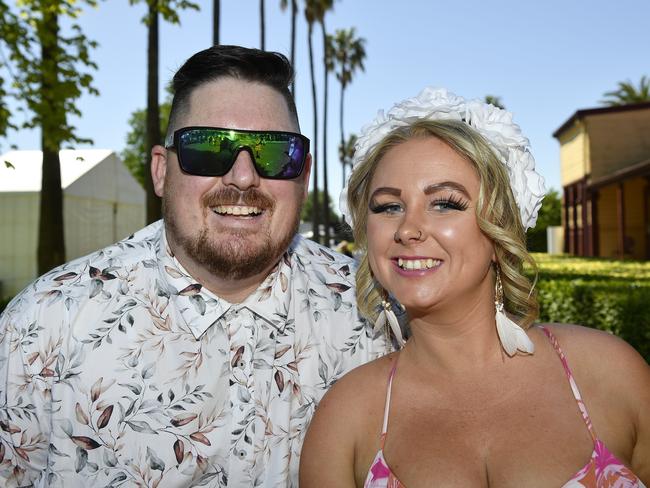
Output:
[369, 202, 403, 214]
[431, 196, 469, 212]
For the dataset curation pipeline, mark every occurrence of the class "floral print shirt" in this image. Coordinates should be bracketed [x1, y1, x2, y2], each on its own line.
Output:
[0, 220, 387, 487]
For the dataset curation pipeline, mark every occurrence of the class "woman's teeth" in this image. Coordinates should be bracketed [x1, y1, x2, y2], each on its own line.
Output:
[397, 258, 441, 270]
[213, 205, 262, 216]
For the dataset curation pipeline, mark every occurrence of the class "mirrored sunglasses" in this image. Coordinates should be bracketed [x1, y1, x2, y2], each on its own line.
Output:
[164, 126, 310, 180]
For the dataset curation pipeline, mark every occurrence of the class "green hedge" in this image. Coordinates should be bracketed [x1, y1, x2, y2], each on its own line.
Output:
[531, 254, 650, 363]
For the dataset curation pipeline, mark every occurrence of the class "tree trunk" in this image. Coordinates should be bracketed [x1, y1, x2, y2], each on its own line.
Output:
[321, 22, 330, 246]
[260, 0, 265, 50]
[145, 2, 162, 224]
[340, 84, 346, 187]
[290, 0, 297, 95]
[37, 8, 65, 274]
[213, 0, 220, 45]
[307, 23, 319, 243]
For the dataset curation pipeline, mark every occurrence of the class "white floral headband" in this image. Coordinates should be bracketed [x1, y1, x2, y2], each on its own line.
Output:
[339, 87, 546, 230]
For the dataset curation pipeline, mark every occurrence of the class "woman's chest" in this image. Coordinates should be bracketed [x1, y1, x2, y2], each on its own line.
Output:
[365, 386, 601, 487]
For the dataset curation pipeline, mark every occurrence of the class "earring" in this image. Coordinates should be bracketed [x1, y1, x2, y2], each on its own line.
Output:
[374, 297, 406, 348]
[494, 266, 534, 356]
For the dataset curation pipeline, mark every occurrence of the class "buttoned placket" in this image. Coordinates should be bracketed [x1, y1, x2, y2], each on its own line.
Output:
[226, 305, 259, 485]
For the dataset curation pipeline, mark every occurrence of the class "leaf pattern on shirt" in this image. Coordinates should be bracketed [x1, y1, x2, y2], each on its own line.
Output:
[0, 221, 388, 487]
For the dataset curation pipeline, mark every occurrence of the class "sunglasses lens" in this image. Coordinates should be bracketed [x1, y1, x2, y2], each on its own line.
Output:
[176, 128, 307, 179]
[177, 129, 234, 176]
[254, 135, 306, 178]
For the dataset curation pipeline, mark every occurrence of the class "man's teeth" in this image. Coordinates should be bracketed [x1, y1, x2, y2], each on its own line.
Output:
[397, 258, 441, 270]
[213, 205, 262, 216]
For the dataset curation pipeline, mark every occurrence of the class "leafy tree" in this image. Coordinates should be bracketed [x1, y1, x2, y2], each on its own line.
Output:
[301, 189, 339, 227]
[0, 0, 99, 274]
[128, 0, 199, 224]
[484, 95, 505, 109]
[330, 28, 365, 186]
[601, 76, 650, 106]
[527, 188, 561, 252]
[122, 98, 171, 187]
[279, 0, 298, 94]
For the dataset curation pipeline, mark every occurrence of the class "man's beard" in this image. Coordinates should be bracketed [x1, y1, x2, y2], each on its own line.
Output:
[164, 187, 300, 281]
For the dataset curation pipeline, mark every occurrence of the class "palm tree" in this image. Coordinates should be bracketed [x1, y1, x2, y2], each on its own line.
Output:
[331, 28, 365, 187]
[303, 0, 334, 244]
[338, 133, 357, 187]
[318, 0, 334, 245]
[279, 0, 298, 95]
[304, 0, 320, 242]
[260, 0, 266, 50]
[130, 0, 199, 224]
[601, 76, 650, 106]
[213, 0, 220, 45]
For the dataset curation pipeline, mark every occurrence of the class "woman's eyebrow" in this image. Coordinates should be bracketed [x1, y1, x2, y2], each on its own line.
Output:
[369, 187, 401, 199]
[424, 181, 471, 198]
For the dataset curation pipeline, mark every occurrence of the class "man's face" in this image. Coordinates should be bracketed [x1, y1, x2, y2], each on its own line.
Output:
[153, 78, 310, 285]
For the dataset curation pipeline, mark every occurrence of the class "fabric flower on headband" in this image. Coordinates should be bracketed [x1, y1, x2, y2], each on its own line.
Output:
[339, 87, 547, 230]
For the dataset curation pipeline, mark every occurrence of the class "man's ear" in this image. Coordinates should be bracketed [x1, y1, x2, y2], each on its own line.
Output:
[301, 153, 313, 200]
[151, 145, 168, 197]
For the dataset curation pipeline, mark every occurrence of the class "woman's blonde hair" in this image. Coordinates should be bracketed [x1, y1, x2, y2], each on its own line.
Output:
[347, 119, 539, 328]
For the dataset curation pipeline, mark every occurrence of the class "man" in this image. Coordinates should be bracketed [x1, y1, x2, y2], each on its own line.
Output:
[0, 45, 387, 487]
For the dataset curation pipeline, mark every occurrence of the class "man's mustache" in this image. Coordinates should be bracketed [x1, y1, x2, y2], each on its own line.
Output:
[201, 187, 274, 210]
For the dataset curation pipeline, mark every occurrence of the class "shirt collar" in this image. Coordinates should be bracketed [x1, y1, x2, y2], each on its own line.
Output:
[157, 226, 295, 340]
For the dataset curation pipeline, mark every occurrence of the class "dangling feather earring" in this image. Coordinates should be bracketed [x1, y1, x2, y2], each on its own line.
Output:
[375, 297, 406, 348]
[494, 266, 534, 356]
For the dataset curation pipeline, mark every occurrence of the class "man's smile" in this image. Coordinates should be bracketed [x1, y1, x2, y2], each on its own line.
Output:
[211, 204, 263, 216]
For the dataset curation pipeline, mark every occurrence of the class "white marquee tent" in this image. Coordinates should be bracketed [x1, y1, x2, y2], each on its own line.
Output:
[0, 149, 145, 297]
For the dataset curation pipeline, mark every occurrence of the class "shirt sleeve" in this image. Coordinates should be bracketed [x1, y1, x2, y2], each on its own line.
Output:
[0, 294, 55, 486]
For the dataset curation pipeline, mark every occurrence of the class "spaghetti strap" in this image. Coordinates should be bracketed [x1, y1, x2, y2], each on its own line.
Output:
[539, 325, 598, 444]
[379, 361, 399, 449]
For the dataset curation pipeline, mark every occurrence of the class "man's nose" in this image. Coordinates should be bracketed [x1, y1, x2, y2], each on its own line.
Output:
[220, 149, 261, 189]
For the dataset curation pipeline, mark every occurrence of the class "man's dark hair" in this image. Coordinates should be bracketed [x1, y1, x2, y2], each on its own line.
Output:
[166, 45, 298, 139]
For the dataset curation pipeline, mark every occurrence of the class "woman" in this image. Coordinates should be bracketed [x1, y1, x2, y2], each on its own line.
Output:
[299, 88, 650, 487]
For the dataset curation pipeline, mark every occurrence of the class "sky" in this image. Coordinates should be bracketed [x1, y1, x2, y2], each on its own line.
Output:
[3, 0, 650, 213]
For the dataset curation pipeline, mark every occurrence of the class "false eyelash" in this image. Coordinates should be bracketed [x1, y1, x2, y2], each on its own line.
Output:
[369, 201, 401, 214]
[432, 194, 469, 211]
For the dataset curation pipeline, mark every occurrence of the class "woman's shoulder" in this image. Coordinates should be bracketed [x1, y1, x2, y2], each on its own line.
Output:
[535, 323, 642, 360]
[534, 323, 649, 398]
[535, 324, 650, 480]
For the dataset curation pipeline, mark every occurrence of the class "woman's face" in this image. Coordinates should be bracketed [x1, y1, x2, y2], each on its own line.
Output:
[366, 136, 495, 317]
